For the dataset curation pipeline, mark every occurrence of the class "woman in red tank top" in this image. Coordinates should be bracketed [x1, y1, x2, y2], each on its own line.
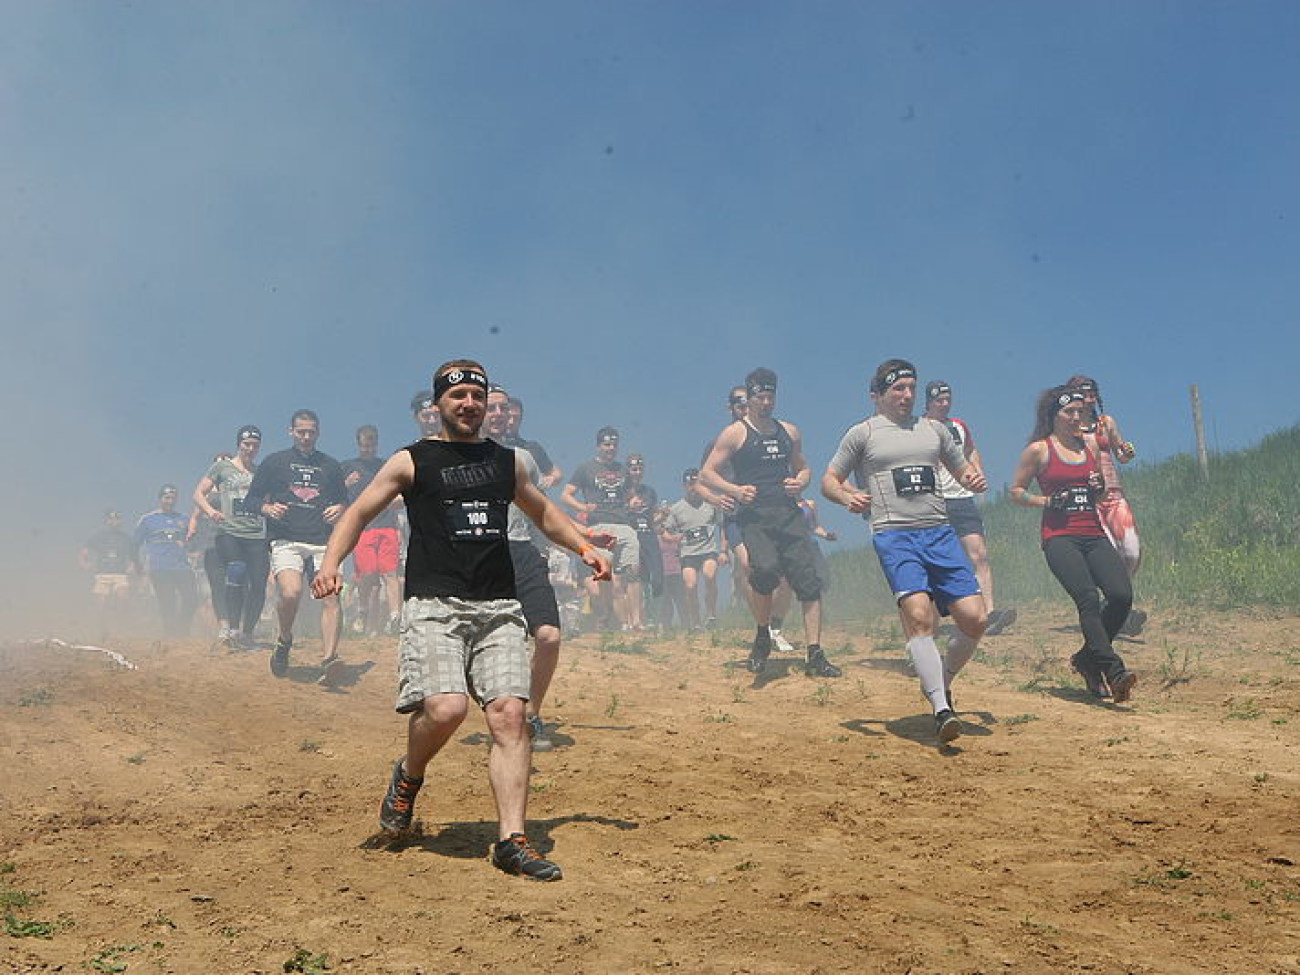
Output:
[1010, 387, 1138, 704]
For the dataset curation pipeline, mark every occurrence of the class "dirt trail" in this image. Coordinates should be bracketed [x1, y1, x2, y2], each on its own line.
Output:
[2, 606, 1298, 974]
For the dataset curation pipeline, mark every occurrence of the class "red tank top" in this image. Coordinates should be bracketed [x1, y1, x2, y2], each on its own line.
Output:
[1036, 438, 1106, 543]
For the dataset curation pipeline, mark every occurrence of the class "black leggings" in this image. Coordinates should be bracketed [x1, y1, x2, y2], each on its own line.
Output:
[213, 533, 270, 635]
[1043, 534, 1132, 681]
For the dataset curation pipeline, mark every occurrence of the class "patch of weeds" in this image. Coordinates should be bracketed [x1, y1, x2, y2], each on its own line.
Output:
[219, 926, 239, 938]
[1020, 918, 1060, 936]
[1016, 675, 1049, 694]
[298, 740, 322, 753]
[90, 944, 141, 973]
[529, 781, 550, 794]
[810, 684, 834, 707]
[730, 684, 747, 704]
[1197, 910, 1235, 921]
[604, 694, 621, 719]
[855, 679, 870, 701]
[1134, 860, 1194, 888]
[1104, 736, 1132, 747]
[1254, 773, 1271, 784]
[125, 752, 147, 766]
[1003, 714, 1039, 726]
[283, 948, 332, 973]
[598, 635, 650, 657]
[0, 863, 14, 875]
[17, 688, 53, 707]
[1158, 642, 1199, 687]
[1244, 879, 1267, 891]
[5, 913, 57, 939]
[703, 710, 734, 724]
[1225, 699, 1263, 720]
[831, 734, 849, 743]
[0, 888, 36, 909]
[1272, 717, 1288, 726]
[733, 860, 758, 872]
[704, 833, 735, 845]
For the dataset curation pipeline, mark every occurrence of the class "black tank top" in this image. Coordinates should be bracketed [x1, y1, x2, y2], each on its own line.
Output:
[402, 439, 517, 600]
[731, 419, 796, 508]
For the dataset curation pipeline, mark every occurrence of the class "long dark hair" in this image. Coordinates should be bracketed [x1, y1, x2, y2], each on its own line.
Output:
[1029, 385, 1082, 443]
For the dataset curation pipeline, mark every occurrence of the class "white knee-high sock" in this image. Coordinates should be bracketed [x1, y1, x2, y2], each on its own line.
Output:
[907, 636, 949, 713]
[944, 631, 979, 687]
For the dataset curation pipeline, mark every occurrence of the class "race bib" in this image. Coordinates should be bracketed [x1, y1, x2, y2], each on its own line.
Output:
[444, 499, 507, 542]
[891, 465, 936, 497]
[685, 526, 710, 544]
[231, 495, 257, 518]
[1062, 486, 1095, 512]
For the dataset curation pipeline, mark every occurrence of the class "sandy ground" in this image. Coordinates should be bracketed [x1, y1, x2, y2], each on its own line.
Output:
[2, 604, 1298, 974]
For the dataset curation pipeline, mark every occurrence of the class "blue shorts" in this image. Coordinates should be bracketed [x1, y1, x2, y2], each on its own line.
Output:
[872, 524, 980, 616]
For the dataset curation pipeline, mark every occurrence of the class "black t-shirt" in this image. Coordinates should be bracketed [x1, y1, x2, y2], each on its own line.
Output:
[402, 438, 517, 600]
[246, 448, 348, 544]
[628, 482, 659, 533]
[341, 455, 398, 529]
[568, 459, 632, 525]
[86, 529, 133, 573]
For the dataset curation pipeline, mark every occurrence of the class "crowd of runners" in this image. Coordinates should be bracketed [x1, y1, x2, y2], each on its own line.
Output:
[78, 357, 1145, 880]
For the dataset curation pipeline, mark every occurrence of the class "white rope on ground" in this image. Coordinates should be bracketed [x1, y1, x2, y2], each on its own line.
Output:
[3, 638, 140, 671]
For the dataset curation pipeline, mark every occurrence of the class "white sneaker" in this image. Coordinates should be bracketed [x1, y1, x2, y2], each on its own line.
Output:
[770, 628, 795, 654]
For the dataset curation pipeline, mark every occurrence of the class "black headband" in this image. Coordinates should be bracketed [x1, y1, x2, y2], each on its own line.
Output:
[747, 382, 777, 396]
[876, 365, 917, 392]
[433, 368, 489, 402]
[1056, 390, 1086, 409]
[925, 382, 951, 401]
[1072, 381, 1097, 393]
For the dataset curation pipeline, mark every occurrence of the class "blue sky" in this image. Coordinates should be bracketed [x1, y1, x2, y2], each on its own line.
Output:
[3, 2, 1299, 630]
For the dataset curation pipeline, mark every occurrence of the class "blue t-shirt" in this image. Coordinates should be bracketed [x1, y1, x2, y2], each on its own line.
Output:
[134, 510, 190, 572]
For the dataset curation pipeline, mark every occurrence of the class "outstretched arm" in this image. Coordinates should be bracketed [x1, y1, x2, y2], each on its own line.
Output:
[312, 452, 414, 597]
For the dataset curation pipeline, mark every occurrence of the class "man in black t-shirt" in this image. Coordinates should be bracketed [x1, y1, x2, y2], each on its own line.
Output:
[80, 509, 137, 636]
[312, 359, 609, 881]
[245, 409, 348, 683]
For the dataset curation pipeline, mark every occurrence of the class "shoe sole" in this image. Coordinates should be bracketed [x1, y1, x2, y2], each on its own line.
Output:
[318, 658, 346, 687]
[937, 714, 963, 743]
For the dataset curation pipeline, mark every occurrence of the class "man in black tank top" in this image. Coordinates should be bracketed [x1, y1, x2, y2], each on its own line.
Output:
[702, 367, 839, 679]
[313, 360, 610, 881]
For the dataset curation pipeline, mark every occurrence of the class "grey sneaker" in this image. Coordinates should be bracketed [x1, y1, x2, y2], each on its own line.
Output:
[379, 759, 423, 832]
[935, 709, 963, 743]
[491, 833, 562, 881]
[527, 715, 554, 752]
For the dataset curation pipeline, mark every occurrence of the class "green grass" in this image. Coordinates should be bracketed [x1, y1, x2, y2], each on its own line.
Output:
[823, 425, 1300, 616]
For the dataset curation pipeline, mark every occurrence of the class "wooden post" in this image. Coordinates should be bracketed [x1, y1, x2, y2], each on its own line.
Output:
[1190, 384, 1209, 481]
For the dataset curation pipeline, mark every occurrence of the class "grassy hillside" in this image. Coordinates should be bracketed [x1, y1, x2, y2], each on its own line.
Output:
[823, 425, 1300, 619]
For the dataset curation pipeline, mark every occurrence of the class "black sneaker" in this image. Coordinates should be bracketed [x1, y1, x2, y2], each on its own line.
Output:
[379, 759, 423, 832]
[935, 709, 963, 743]
[985, 607, 1017, 636]
[746, 631, 772, 673]
[492, 833, 562, 881]
[1120, 609, 1148, 637]
[270, 637, 292, 678]
[804, 647, 842, 678]
[1071, 652, 1110, 699]
[1110, 670, 1138, 704]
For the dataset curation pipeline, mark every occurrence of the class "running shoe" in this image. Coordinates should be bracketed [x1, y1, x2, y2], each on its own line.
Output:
[746, 631, 772, 673]
[379, 758, 423, 832]
[770, 628, 795, 655]
[704, 616, 717, 630]
[386, 612, 401, 637]
[1110, 670, 1138, 704]
[985, 607, 1018, 636]
[491, 833, 563, 881]
[270, 637, 292, 678]
[1070, 652, 1110, 699]
[1120, 609, 1148, 637]
[804, 647, 842, 678]
[318, 655, 346, 687]
[935, 709, 963, 743]
[527, 715, 554, 753]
